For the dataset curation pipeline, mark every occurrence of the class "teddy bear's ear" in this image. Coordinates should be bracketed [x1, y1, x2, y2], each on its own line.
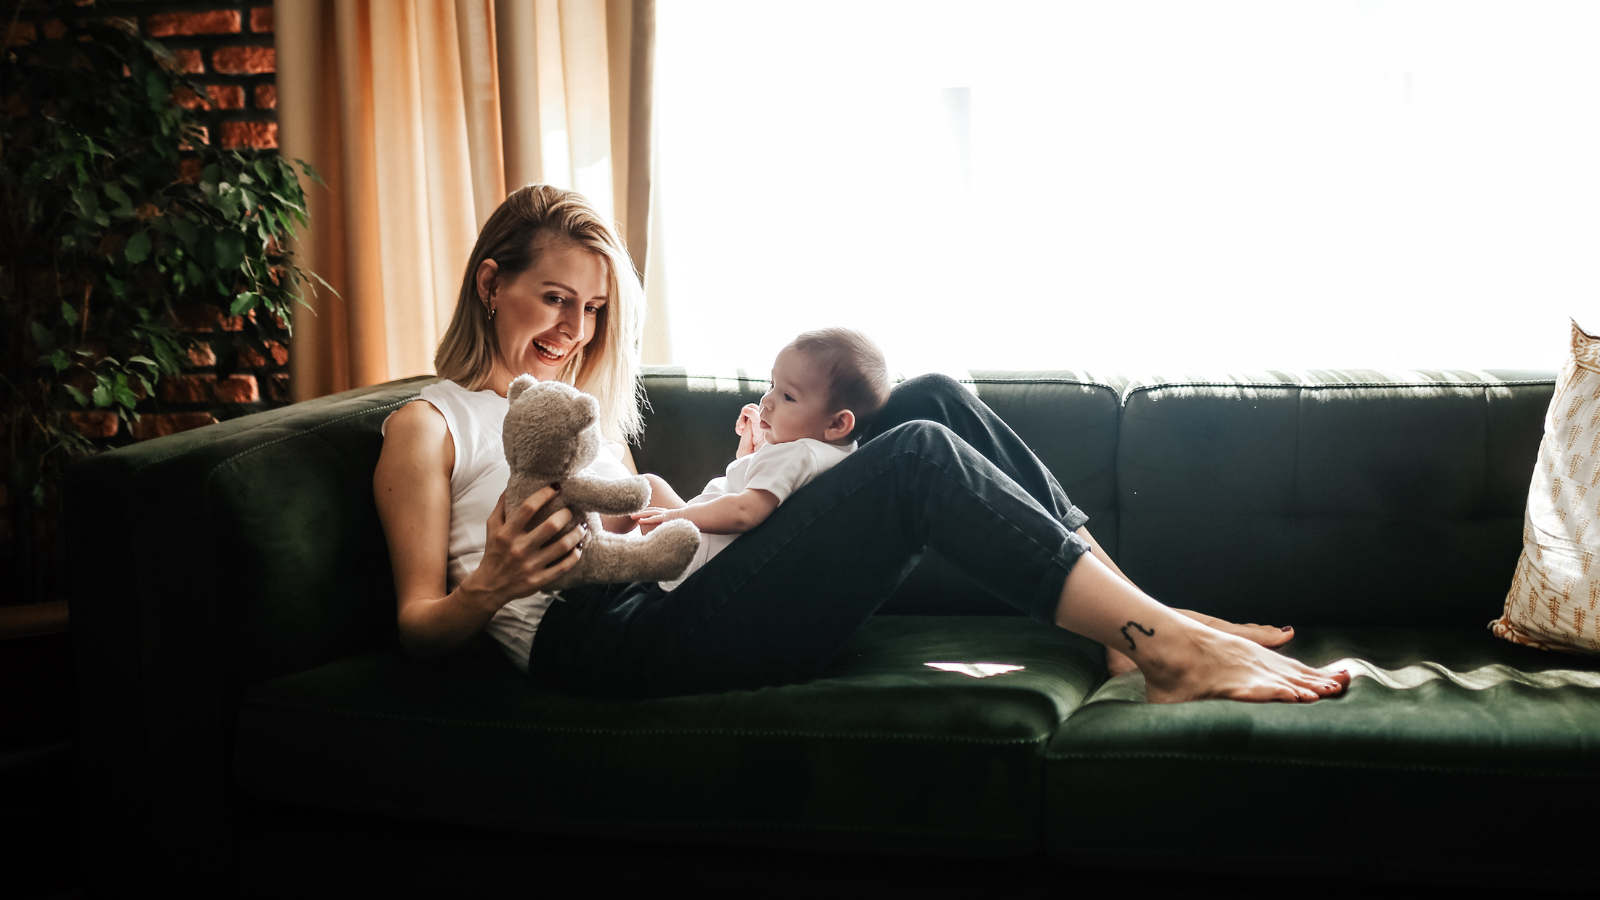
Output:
[508, 374, 536, 403]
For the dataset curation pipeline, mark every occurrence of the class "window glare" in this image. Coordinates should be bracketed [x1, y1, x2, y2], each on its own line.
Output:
[655, 1, 1600, 375]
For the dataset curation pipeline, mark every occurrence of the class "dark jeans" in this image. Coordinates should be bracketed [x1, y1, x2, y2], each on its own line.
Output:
[529, 374, 1093, 697]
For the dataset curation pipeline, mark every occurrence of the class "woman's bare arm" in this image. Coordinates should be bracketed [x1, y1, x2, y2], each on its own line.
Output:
[375, 400, 585, 660]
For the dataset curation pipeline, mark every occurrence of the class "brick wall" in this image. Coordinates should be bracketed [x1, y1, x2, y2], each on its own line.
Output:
[6, 1, 293, 444]
[107, 0, 290, 440]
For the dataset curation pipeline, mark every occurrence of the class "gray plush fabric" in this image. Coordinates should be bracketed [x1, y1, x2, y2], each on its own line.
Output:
[502, 375, 699, 590]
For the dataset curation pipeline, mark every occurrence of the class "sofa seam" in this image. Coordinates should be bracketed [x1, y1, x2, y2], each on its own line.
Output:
[1043, 751, 1600, 778]
[241, 699, 1049, 745]
[1121, 377, 1555, 407]
[640, 373, 1122, 394]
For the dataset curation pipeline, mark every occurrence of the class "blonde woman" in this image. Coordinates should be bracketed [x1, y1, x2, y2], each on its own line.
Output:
[374, 184, 1351, 703]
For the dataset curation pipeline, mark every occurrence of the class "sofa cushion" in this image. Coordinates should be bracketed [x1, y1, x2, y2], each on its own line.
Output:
[236, 615, 1105, 857]
[1043, 626, 1600, 883]
[1114, 370, 1554, 626]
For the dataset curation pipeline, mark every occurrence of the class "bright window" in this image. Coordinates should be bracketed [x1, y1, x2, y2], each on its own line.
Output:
[654, 1, 1600, 375]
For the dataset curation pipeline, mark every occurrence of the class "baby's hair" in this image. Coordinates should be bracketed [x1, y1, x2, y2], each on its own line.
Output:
[786, 327, 892, 438]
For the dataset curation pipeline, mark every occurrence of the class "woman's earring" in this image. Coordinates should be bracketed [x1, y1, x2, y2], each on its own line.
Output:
[486, 305, 496, 323]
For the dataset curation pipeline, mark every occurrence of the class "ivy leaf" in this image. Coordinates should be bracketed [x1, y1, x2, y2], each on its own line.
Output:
[62, 302, 80, 327]
[65, 385, 89, 407]
[49, 350, 70, 373]
[113, 373, 138, 410]
[269, 191, 304, 213]
[124, 230, 151, 264]
[92, 378, 112, 408]
[31, 321, 56, 352]
[72, 186, 99, 219]
[105, 183, 134, 216]
[215, 231, 246, 272]
[145, 69, 167, 108]
[128, 355, 158, 371]
[172, 216, 198, 250]
[230, 292, 259, 316]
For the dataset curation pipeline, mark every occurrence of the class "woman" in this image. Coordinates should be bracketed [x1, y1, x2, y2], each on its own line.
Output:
[374, 184, 1351, 704]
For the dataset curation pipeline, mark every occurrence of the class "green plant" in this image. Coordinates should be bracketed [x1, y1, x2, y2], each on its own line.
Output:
[0, 2, 326, 602]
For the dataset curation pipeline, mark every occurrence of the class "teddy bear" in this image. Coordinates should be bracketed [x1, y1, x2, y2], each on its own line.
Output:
[502, 374, 700, 592]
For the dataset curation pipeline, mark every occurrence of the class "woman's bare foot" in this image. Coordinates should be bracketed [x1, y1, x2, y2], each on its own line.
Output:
[1140, 619, 1350, 704]
[1105, 611, 1293, 677]
[1175, 609, 1295, 648]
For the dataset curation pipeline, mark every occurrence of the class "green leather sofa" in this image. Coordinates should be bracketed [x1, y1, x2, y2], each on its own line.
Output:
[69, 366, 1599, 891]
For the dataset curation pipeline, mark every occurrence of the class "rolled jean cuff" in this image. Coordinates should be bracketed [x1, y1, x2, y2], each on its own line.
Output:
[1029, 530, 1093, 623]
[1063, 504, 1089, 532]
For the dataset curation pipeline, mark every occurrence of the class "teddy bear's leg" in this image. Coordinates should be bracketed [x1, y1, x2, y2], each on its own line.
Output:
[620, 519, 701, 583]
[561, 520, 700, 588]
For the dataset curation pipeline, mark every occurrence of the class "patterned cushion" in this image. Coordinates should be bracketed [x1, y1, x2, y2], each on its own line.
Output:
[1492, 320, 1600, 651]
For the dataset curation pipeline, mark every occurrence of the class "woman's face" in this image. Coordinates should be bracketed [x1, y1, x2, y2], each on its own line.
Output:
[479, 238, 609, 387]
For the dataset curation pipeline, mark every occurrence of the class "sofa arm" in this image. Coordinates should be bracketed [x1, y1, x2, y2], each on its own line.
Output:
[67, 376, 431, 890]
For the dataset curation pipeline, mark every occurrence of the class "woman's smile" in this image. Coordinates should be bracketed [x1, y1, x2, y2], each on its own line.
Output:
[531, 338, 570, 361]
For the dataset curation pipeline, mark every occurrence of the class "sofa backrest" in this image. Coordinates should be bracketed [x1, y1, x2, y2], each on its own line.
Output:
[1114, 370, 1554, 627]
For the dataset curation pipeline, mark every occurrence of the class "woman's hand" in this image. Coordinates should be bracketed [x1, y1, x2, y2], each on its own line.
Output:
[735, 403, 765, 458]
[462, 486, 587, 610]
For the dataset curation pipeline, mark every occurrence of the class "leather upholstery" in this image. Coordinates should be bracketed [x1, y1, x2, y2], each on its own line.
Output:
[1115, 370, 1551, 625]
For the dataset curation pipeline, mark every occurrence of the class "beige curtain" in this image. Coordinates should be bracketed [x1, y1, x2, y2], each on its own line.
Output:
[276, 0, 662, 401]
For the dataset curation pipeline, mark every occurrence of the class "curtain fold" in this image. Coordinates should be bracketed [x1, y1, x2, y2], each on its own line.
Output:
[276, 0, 660, 401]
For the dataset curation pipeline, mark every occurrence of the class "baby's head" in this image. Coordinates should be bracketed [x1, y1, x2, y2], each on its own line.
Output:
[759, 328, 891, 446]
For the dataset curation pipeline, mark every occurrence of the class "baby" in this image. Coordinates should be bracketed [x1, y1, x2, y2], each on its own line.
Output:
[634, 328, 892, 590]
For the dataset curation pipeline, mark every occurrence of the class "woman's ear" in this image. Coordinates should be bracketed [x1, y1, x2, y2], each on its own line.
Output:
[475, 259, 500, 308]
[825, 410, 856, 443]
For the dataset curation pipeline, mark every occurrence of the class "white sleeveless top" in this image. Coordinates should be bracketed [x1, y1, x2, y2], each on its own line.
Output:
[382, 379, 631, 672]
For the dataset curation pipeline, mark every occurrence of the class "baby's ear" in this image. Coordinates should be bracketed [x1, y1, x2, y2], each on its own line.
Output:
[826, 409, 856, 442]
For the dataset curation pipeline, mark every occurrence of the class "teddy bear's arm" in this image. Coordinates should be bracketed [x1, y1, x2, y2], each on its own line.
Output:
[560, 473, 652, 516]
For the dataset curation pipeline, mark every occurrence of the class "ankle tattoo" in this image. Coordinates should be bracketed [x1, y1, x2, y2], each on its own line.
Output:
[1120, 621, 1155, 651]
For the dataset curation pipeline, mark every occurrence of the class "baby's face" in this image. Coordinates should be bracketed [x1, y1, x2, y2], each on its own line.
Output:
[758, 347, 839, 444]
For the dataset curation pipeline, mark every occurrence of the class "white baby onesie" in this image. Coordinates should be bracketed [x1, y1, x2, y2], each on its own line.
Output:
[659, 438, 855, 591]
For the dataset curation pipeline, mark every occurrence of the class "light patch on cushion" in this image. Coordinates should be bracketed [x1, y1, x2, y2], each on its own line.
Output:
[1079, 660, 1600, 706]
[925, 662, 1025, 678]
[1332, 658, 1600, 691]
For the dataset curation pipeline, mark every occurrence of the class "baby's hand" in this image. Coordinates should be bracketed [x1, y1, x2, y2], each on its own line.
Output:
[631, 507, 674, 536]
[735, 403, 765, 458]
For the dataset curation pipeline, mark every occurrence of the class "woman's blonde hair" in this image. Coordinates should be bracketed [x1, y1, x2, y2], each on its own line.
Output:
[435, 184, 644, 443]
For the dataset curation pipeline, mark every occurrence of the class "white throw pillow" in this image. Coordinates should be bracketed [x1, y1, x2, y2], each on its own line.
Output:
[1492, 320, 1600, 652]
